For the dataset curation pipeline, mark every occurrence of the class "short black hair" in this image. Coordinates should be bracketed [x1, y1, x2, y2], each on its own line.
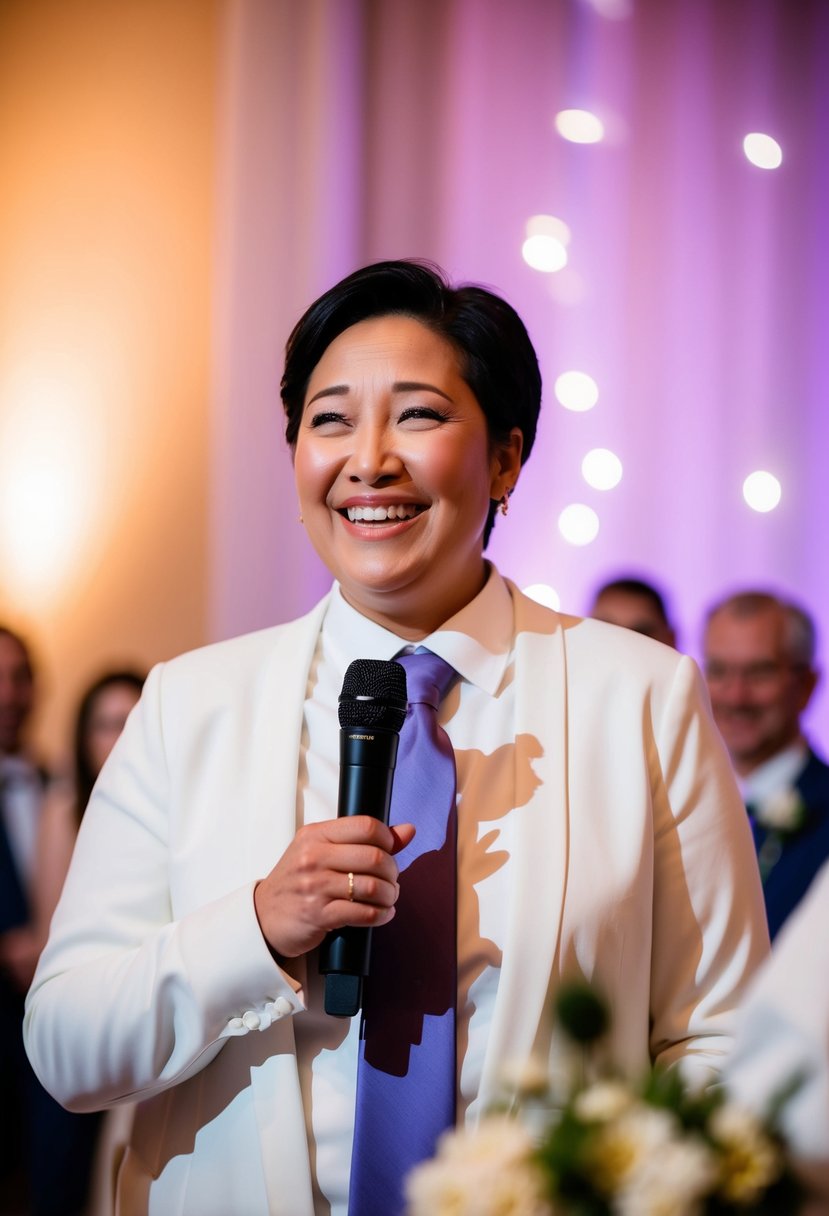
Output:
[280, 259, 542, 546]
[592, 577, 672, 626]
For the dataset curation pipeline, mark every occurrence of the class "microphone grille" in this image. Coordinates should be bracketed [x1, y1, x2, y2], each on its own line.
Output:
[338, 659, 408, 732]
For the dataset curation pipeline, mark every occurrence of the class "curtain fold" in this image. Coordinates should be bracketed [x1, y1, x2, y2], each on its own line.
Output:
[211, 0, 829, 741]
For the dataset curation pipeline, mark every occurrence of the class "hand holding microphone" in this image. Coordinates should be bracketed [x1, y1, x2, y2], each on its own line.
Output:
[319, 659, 409, 1015]
[252, 660, 410, 1009]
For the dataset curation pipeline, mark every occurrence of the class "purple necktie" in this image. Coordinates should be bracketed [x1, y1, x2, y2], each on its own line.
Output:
[348, 649, 458, 1216]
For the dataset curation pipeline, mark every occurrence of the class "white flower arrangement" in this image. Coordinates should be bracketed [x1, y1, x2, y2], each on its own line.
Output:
[405, 1116, 551, 1216]
[405, 984, 804, 1216]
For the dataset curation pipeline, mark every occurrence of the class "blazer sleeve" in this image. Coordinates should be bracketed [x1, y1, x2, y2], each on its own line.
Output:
[648, 652, 770, 1079]
[23, 659, 302, 1114]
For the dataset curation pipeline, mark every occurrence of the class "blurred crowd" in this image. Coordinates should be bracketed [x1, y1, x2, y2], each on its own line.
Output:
[0, 629, 143, 1216]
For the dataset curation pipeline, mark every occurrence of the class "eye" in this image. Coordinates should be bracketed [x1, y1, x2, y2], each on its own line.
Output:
[307, 409, 351, 432]
[397, 405, 451, 430]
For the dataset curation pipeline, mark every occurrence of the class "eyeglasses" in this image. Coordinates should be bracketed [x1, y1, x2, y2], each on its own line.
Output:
[704, 660, 806, 688]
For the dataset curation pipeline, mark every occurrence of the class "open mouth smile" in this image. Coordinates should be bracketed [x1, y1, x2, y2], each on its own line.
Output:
[342, 504, 426, 523]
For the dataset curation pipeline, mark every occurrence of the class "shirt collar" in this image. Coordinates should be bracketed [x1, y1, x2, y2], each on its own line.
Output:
[740, 741, 809, 804]
[321, 563, 514, 697]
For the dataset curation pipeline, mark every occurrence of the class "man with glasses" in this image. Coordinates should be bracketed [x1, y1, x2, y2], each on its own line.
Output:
[703, 591, 829, 938]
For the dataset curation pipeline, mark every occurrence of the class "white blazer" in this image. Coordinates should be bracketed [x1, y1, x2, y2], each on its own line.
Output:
[24, 584, 769, 1216]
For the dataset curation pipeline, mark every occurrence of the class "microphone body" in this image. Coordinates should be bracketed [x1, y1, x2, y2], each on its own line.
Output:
[319, 659, 407, 1017]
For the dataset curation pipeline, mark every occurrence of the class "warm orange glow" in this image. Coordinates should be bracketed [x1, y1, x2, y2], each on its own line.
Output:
[0, 0, 216, 765]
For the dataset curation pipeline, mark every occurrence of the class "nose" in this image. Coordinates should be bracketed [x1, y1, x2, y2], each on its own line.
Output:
[712, 670, 754, 705]
[347, 419, 403, 485]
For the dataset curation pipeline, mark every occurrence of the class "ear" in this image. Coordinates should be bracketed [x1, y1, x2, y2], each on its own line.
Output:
[489, 428, 524, 500]
[796, 665, 820, 712]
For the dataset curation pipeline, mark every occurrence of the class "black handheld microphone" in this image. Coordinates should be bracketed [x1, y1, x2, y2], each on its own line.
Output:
[319, 658, 408, 1017]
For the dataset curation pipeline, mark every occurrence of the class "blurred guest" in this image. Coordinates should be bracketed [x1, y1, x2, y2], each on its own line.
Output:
[588, 575, 677, 647]
[0, 625, 44, 991]
[0, 626, 48, 1213]
[725, 857, 829, 1206]
[703, 591, 829, 939]
[34, 670, 145, 945]
[1, 639, 142, 1216]
[35, 669, 145, 1216]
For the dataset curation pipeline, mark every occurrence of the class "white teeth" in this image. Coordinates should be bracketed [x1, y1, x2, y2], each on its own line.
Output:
[346, 504, 421, 522]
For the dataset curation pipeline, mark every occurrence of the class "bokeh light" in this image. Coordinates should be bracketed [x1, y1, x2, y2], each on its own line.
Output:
[522, 233, 568, 273]
[554, 108, 605, 144]
[581, 448, 623, 490]
[0, 368, 106, 606]
[558, 503, 600, 545]
[526, 213, 571, 245]
[742, 132, 783, 169]
[523, 583, 561, 611]
[742, 470, 782, 512]
[582, 0, 633, 18]
[554, 370, 599, 412]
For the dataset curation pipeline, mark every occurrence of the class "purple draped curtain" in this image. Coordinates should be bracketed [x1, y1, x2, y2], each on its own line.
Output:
[211, 0, 829, 743]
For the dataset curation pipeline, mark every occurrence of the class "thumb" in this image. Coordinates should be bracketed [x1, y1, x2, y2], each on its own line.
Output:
[389, 823, 416, 854]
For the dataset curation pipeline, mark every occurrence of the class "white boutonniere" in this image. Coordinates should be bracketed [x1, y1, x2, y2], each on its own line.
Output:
[754, 788, 807, 834]
[752, 788, 808, 883]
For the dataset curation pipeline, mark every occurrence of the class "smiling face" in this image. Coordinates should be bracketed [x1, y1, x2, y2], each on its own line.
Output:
[293, 314, 522, 637]
[83, 681, 141, 779]
[704, 604, 817, 775]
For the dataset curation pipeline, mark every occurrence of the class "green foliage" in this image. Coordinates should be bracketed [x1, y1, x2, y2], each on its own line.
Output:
[554, 981, 610, 1046]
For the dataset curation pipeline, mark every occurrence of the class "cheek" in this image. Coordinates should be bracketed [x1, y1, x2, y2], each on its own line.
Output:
[415, 435, 492, 497]
[87, 735, 113, 772]
[767, 693, 793, 719]
[294, 442, 335, 505]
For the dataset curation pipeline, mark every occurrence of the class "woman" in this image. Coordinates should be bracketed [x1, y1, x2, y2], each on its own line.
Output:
[34, 670, 145, 944]
[25, 261, 768, 1216]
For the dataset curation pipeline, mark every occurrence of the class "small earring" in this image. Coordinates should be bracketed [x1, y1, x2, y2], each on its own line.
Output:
[499, 489, 512, 517]
[298, 513, 304, 525]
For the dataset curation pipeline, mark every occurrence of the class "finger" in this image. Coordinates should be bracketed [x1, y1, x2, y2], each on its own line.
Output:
[330, 864, 399, 909]
[389, 823, 416, 854]
[331, 900, 397, 930]
[323, 815, 400, 850]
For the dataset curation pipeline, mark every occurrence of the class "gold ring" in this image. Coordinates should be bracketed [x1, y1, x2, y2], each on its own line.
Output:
[347, 871, 355, 902]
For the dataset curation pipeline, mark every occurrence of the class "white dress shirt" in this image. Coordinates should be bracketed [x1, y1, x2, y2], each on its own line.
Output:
[739, 741, 808, 807]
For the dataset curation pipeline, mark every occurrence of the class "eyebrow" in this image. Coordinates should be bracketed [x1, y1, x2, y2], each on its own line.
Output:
[306, 380, 454, 407]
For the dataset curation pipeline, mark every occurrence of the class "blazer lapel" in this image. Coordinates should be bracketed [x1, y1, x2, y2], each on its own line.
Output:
[245, 593, 330, 1214]
[477, 584, 570, 1110]
[244, 594, 331, 879]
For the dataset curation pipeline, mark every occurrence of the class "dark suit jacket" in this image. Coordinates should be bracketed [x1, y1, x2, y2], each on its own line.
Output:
[752, 749, 829, 940]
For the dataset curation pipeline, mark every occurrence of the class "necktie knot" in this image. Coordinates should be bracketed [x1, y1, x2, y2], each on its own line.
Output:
[397, 648, 457, 711]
